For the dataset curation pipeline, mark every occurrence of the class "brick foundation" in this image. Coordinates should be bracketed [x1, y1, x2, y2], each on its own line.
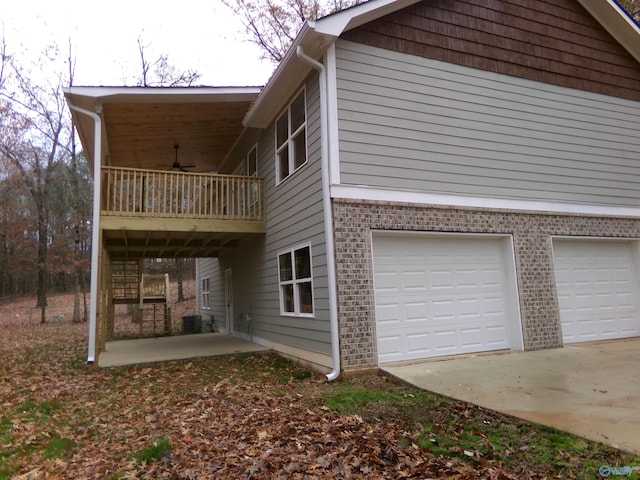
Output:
[333, 199, 640, 371]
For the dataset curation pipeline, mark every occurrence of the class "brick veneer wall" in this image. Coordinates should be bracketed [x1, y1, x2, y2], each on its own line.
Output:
[333, 198, 640, 371]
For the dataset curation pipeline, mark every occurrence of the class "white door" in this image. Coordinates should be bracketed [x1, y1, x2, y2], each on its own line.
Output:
[224, 268, 234, 334]
[372, 232, 521, 364]
[553, 239, 640, 343]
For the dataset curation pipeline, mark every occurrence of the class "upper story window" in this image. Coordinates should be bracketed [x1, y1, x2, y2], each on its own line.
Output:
[276, 90, 307, 184]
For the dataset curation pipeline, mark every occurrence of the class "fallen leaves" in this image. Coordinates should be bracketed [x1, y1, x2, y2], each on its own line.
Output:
[1, 293, 636, 479]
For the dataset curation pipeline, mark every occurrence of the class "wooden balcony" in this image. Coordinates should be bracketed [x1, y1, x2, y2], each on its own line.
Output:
[100, 166, 265, 258]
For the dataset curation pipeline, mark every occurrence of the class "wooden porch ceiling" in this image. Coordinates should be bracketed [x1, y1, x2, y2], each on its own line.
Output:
[103, 101, 253, 172]
[64, 87, 262, 174]
[102, 228, 263, 258]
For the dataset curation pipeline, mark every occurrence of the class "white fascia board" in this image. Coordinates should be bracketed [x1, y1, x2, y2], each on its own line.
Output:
[63, 86, 261, 104]
[577, 0, 640, 64]
[332, 184, 640, 218]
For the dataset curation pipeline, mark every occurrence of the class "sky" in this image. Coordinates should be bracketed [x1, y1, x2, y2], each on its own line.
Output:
[0, 1, 277, 87]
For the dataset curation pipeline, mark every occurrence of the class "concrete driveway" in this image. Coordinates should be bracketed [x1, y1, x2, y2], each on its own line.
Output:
[382, 339, 640, 453]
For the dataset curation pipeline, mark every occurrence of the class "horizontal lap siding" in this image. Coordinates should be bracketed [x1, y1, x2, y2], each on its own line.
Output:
[196, 258, 225, 329]
[336, 40, 640, 206]
[341, 0, 640, 101]
[219, 74, 331, 355]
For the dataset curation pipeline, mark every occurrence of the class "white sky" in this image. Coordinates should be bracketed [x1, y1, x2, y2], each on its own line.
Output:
[0, 1, 277, 87]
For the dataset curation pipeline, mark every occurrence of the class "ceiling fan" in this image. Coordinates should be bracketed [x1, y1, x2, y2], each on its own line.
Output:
[168, 144, 196, 172]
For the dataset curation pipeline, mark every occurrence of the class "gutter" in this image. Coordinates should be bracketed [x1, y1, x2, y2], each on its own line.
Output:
[296, 46, 341, 381]
[67, 102, 102, 365]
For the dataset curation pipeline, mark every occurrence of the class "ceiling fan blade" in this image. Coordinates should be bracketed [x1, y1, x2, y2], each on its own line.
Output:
[165, 145, 196, 171]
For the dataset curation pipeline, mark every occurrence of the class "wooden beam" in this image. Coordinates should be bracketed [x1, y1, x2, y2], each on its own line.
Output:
[100, 216, 265, 234]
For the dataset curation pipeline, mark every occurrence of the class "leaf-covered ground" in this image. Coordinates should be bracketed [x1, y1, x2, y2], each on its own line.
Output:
[1, 293, 639, 479]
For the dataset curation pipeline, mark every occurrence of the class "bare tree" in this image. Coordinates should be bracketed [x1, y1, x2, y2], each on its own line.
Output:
[0, 167, 38, 298]
[0, 34, 7, 90]
[65, 40, 92, 323]
[0, 42, 73, 323]
[137, 36, 202, 87]
[222, 0, 366, 63]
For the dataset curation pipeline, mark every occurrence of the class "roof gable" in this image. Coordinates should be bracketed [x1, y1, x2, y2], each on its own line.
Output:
[340, 0, 640, 101]
[245, 0, 640, 126]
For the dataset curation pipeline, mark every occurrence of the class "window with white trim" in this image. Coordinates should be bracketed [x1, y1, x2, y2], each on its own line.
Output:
[278, 245, 314, 316]
[276, 90, 307, 184]
[201, 277, 210, 310]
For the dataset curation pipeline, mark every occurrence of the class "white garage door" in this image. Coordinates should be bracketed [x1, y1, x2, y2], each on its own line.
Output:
[553, 239, 640, 343]
[372, 233, 521, 364]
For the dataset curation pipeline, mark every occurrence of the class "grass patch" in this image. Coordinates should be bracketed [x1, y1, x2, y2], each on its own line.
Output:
[0, 404, 72, 477]
[43, 437, 74, 460]
[19, 400, 61, 423]
[0, 417, 11, 438]
[291, 369, 312, 381]
[131, 437, 172, 465]
[0, 417, 16, 480]
[322, 387, 428, 413]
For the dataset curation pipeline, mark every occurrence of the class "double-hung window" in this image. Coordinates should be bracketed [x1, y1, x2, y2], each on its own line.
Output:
[201, 277, 210, 310]
[278, 245, 314, 316]
[276, 90, 307, 184]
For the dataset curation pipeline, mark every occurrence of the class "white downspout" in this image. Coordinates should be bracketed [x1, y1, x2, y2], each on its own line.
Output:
[67, 103, 102, 365]
[296, 46, 341, 381]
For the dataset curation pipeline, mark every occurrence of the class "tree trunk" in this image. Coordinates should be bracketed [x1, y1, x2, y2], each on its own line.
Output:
[37, 210, 47, 323]
[176, 258, 184, 302]
[72, 265, 81, 323]
[82, 270, 88, 322]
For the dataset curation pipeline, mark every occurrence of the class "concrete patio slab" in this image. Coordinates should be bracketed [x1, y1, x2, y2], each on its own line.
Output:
[99, 333, 270, 367]
[382, 339, 640, 453]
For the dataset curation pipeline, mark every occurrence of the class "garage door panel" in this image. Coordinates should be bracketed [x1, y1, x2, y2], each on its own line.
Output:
[406, 333, 431, 355]
[405, 302, 429, 320]
[375, 302, 402, 323]
[377, 335, 402, 363]
[553, 240, 640, 344]
[404, 271, 428, 290]
[374, 233, 519, 363]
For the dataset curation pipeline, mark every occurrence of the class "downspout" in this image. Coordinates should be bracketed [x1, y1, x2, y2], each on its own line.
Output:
[296, 46, 341, 381]
[67, 103, 102, 365]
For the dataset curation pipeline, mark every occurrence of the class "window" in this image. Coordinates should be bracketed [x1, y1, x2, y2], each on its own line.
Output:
[247, 145, 259, 210]
[201, 277, 210, 309]
[278, 245, 314, 316]
[276, 90, 307, 184]
[247, 145, 258, 177]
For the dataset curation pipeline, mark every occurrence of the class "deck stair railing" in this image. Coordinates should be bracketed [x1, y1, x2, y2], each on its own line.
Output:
[102, 166, 264, 221]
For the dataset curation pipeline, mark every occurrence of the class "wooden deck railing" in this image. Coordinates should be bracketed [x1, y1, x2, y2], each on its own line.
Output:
[101, 166, 264, 221]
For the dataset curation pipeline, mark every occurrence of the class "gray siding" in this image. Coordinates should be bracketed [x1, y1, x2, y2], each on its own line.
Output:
[336, 40, 640, 207]
[215, 73, 331, 355]
[196, 258, 225, 330]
